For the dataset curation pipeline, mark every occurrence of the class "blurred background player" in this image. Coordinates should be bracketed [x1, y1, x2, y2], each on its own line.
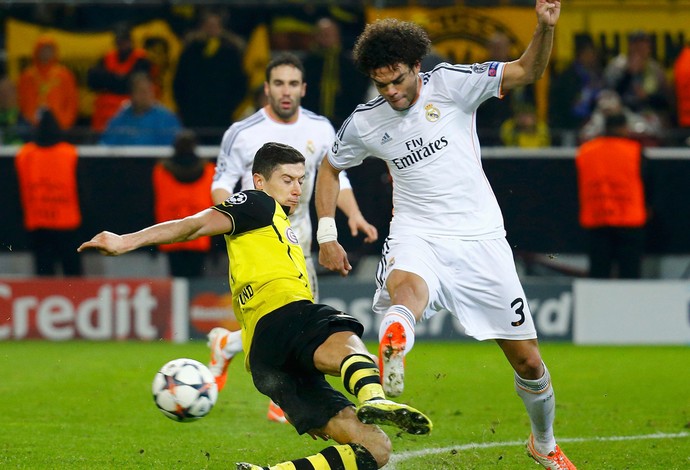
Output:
[206, 52, 378, 423]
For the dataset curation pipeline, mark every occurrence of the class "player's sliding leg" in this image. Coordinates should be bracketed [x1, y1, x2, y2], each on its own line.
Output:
[340, 353, 431, 435]
[236, 443, 378, 470]
[377, 305, 416, 397]
[207, 327, 242, 391]
[516, 363, 576, 469]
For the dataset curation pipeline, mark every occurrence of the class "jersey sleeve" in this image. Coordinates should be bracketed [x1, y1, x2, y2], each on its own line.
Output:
[211, 190, 275, 235]
[211, 124, 250, 192]
[328, 112, 369, 170]
[435, 62, 506, 112]
[338, 170, 352, 191]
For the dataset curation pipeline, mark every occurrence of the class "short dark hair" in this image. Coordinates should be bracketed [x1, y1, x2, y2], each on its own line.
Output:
[265, 52, 305, 82]
[252, 142, 305, 178]
[353, 19, 431, 75]
[605, 113, 628, 134]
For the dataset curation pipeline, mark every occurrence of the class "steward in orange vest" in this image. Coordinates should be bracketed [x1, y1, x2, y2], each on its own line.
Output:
[575, 113, 649, 278]
[674, 45, 690, 128]
[152, 129, 214, 278]
[87, 22, 152, 132]
[15, 109, 83, 276]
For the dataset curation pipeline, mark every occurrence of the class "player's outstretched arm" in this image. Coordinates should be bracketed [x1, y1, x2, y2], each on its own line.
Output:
[502, 0, 560, 90]
[78, 208, 232, 256]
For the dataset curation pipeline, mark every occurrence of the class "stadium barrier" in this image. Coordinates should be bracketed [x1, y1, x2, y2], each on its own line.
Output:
[0, 277, 188, 342]
[4, 275, 687, 344]
[4, 146, 690, 259]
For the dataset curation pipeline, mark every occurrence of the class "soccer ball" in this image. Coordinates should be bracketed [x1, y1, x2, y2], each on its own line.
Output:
[152, 358, 218, 422]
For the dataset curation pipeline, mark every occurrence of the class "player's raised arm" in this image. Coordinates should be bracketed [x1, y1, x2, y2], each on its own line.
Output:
[502, 0, 560, 90]
[78, 208, 232, 256]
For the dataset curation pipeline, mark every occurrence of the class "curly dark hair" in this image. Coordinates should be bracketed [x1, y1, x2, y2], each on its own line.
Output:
[353, 19, 431, 75]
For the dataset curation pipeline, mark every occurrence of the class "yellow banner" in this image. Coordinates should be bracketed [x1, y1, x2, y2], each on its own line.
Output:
[6, 18, 181, 115]
[557, 3, 690, 69]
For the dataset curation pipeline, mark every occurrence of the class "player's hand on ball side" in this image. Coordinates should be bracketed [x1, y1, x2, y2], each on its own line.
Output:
[319, 241, 352, 276]
[78, 231, 127, 256]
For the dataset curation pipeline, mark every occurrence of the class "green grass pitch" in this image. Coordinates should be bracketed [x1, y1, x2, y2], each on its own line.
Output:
[1, 340, 688, 469]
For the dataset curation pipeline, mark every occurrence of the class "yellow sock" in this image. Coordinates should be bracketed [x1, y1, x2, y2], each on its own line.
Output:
[269, 444, 376, 470]
[341, 354, 385, 403]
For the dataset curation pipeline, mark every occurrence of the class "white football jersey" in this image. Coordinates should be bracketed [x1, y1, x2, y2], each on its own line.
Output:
[213, 107, 350, 252]
[329, 62, 507, 239]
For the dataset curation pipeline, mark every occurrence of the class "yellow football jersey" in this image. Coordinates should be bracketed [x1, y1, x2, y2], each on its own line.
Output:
[212, 190, 313, 366]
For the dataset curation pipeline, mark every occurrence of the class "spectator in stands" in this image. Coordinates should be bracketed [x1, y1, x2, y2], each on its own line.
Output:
[15, 108, 83, 276]
[0, 76, 28, 144]
[152, 129, 214, 278]
[499, 103, 551, 147]
[143, 35, 174, 110]
[99, 72, 180, 146]
[576, 113, 649, 279]
[579, 89, 663, 146]
[87, 21, 153, 133]
[604, 30, 672, 132]
[477, 30, 536, 145]
[673, 42, 690, 144]
[302, 17, 369, 129]
[17, 35, 79, 132]
[549, 34, 605, 144]
[173, 8, 247, 144]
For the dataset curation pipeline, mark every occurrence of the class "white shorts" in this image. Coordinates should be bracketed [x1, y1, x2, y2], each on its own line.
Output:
[373, 235, 537, 341]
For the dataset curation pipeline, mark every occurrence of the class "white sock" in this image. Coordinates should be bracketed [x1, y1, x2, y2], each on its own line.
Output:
[222, 329, 243, 358]
[378, 305, 416, 355]
[515, 363, 557, 455]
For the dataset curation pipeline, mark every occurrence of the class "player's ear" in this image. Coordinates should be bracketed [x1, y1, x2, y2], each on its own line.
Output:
[253, 173, 263, 190]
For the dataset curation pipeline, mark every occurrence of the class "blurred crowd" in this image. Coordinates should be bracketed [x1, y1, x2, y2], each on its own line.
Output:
[0, 5, 371, 146]
[1, 5, 689, 149]
[3, 4, 689, 279]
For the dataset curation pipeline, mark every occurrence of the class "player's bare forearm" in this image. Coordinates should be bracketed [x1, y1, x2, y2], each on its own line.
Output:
[503, 0, 560, 89]
[78, 209, 229, 256]
[315, 159, 341, 219]
[78, 219, 197, 256]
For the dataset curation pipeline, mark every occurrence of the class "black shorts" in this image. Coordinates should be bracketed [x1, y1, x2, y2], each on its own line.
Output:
[248, 300, 364, 434]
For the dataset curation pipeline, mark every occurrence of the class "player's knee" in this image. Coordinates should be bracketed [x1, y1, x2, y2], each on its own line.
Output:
[515, 354, 545, 379]
[361, 430, 392, 468]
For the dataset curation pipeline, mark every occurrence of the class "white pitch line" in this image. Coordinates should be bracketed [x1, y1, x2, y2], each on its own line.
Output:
[387, 431, 690, 468]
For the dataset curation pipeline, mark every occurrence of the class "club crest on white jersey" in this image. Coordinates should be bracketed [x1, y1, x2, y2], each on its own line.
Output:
[425, 103, 441, 122]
